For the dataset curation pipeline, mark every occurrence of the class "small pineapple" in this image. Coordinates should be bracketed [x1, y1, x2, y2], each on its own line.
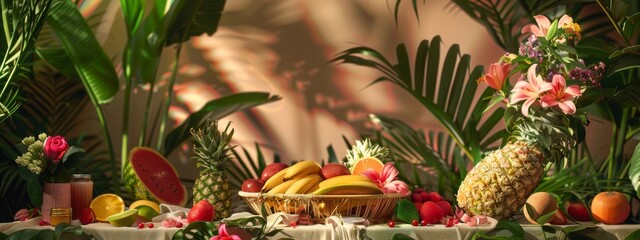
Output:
[191, 120, 235, 220]
[456, 107, 576, 219]
[344, 139, 389, 171]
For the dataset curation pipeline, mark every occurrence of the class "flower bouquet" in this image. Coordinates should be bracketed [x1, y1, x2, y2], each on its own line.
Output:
[456, 14, 604, 219]
[14, 133, 85, 208]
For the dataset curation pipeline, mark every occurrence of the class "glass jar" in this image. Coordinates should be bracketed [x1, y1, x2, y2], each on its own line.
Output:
[70, 174, 93, 219]
[50, 208, 72, 226]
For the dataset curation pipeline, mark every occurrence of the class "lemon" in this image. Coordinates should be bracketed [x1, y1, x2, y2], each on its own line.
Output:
[90, 193, 125, 222]
[135, 205, 160, 221]
[129, 200, 161, 213]
[106, 209, 138, 227]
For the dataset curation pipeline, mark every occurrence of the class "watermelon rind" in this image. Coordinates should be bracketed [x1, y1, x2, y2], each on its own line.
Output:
[128, 147, 187, 206]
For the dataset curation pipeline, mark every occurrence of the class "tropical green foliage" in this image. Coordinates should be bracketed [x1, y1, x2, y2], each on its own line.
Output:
[0, 0, 53, 124]
[332, 36, 506, 195]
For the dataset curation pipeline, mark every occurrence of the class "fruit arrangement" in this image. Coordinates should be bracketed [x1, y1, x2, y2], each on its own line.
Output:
[521, 191, 632, 225]
[85, 195, 163, 227]
[239, 139, 409, 221]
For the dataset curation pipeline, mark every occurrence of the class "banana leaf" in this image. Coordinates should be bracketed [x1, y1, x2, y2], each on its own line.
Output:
[45, 0, 118, 104]
[163, 92, 281, 156]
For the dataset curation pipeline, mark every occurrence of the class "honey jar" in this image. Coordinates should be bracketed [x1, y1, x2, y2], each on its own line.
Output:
[50, 208, 72, 227]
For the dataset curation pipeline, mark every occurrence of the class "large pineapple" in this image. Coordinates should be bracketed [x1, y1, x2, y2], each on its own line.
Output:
[456, 107, 577, 220]
[191, 120, 234, 220]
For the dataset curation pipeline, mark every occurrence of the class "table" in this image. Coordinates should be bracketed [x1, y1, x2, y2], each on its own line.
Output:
[2, 215, 638, 240]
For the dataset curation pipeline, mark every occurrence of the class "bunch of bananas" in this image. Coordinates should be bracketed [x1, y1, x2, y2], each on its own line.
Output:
[261, 160, 383, 195]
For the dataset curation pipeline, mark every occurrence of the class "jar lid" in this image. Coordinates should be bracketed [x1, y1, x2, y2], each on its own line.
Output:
[50, 208, 72, 215]
[71, 174, 91, 179]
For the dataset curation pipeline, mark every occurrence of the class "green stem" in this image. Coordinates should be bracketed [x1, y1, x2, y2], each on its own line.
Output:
[156, 43, 183, 151]
[612, 108, 630, 178]
[93, 103, 118, 194]
[606, 122, 617, 180]
[139, 74, 157, 147]
[121, 47, 133, 177]
[595, 0, 631, 47]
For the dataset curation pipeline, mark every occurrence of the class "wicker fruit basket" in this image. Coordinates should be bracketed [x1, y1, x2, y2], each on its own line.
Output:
[238, 191, 405, 223]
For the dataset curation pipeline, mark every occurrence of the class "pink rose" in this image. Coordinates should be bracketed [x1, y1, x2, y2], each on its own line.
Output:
[44, 136, 69, 162]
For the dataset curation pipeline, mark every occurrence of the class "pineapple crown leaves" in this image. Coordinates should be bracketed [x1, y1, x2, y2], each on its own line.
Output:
[190, 120, 235, 172]
[344, 139, 389, 169]
[505, 106, 578, 163]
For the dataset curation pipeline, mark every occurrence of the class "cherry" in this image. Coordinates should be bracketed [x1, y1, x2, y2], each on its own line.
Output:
[38, 220, 47, 226]
[176, 222, 183, 228]
[290, 221, 297, 228]
[420, 219, 429, 226]
[138, 223, 145, 229]
[411, 219, 419, 226]
[387, 220, 395, 228]
[147, 223, 154, 228]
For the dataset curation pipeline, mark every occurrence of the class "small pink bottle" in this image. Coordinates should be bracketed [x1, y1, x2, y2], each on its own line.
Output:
[70, 174, 93, 219]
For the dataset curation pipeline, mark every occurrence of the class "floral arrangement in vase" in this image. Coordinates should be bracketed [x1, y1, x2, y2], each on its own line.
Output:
[14, 133, 85, 209]
[457, 14, 604, 219]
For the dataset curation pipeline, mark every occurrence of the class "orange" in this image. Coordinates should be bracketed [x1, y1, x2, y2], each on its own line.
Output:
[90, 193, 125, 222]
[590, 191, 630, 224]
[351, 157, 384, 176]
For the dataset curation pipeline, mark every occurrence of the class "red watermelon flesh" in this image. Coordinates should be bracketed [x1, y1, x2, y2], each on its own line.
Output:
[130, 147, 187, 206]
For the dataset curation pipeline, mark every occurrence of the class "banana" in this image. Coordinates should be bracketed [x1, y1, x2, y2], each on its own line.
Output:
[283, 160, 321, 180]
[261, 167, 289, 192]
[318, 174, 373, 189]
[285, 174, 322, 194]
[313, 181, 382, 195]
[267, 179, 298, 194]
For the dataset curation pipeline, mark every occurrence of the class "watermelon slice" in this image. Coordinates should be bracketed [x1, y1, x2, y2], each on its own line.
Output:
[128, 147, 187, 206]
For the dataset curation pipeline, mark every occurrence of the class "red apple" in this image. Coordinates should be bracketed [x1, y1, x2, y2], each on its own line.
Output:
[320, 163, 350, 179]
[566, 201, 590, 222]
[241, 179, 264, 192]
[261, 163, 289, 182]
[187, 200, 215, 223]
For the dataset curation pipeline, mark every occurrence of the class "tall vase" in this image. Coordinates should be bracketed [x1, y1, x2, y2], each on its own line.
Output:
[41, 182, 71, 223]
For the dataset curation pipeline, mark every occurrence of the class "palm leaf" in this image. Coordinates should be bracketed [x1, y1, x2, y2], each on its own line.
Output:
[371, 114, 463, 197]
[227, 143, 280, 192]
[0, 0, 53, 124]
[332, 36, 503, 164]
[163, 92, 281, 156]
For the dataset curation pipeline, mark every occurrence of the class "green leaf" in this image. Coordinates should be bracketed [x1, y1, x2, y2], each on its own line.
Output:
[394, 199, 420, 224]
[546, 20, 559, 41]
[392, 233, 416, 240]
[629, 142, 640, 197]
[625, 228, 640, 240]
[536, 209, 557, 225]
[27, 176, 42, 207]
[35, 48, 79, 80]
[495, 220, 525, 238]
[622, 13, 640, 41]
[163, 0, 226, 46]
[163, 92, 280, 156]
[609, 0, 629, 23]
[46, 0, 119, 104]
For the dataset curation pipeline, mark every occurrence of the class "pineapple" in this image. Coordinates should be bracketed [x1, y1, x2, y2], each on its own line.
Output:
[191, 120, 235, 220]
[344, 139, 389, 171]
[456, 107, 576, 220]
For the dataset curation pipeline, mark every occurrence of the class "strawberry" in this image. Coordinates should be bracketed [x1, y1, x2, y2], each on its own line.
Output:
[428, 192, 443, 202]
[435, 201, 452, 216]
[187, 200, 215, 223]
[419, 192, 430, 202]
[411, 193, 422, 203]
[420, 201, 444, 224]
[79, 207, 96, 225]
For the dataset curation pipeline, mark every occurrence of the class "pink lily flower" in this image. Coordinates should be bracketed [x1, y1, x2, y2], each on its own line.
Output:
[479, 62, 510, 91]
[521, 14, 574, 37]
[510, 64, 552, 116]
[210, 224, 241, 240]
[361, 162, 410, 196]
[540, 74, 581, 115]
